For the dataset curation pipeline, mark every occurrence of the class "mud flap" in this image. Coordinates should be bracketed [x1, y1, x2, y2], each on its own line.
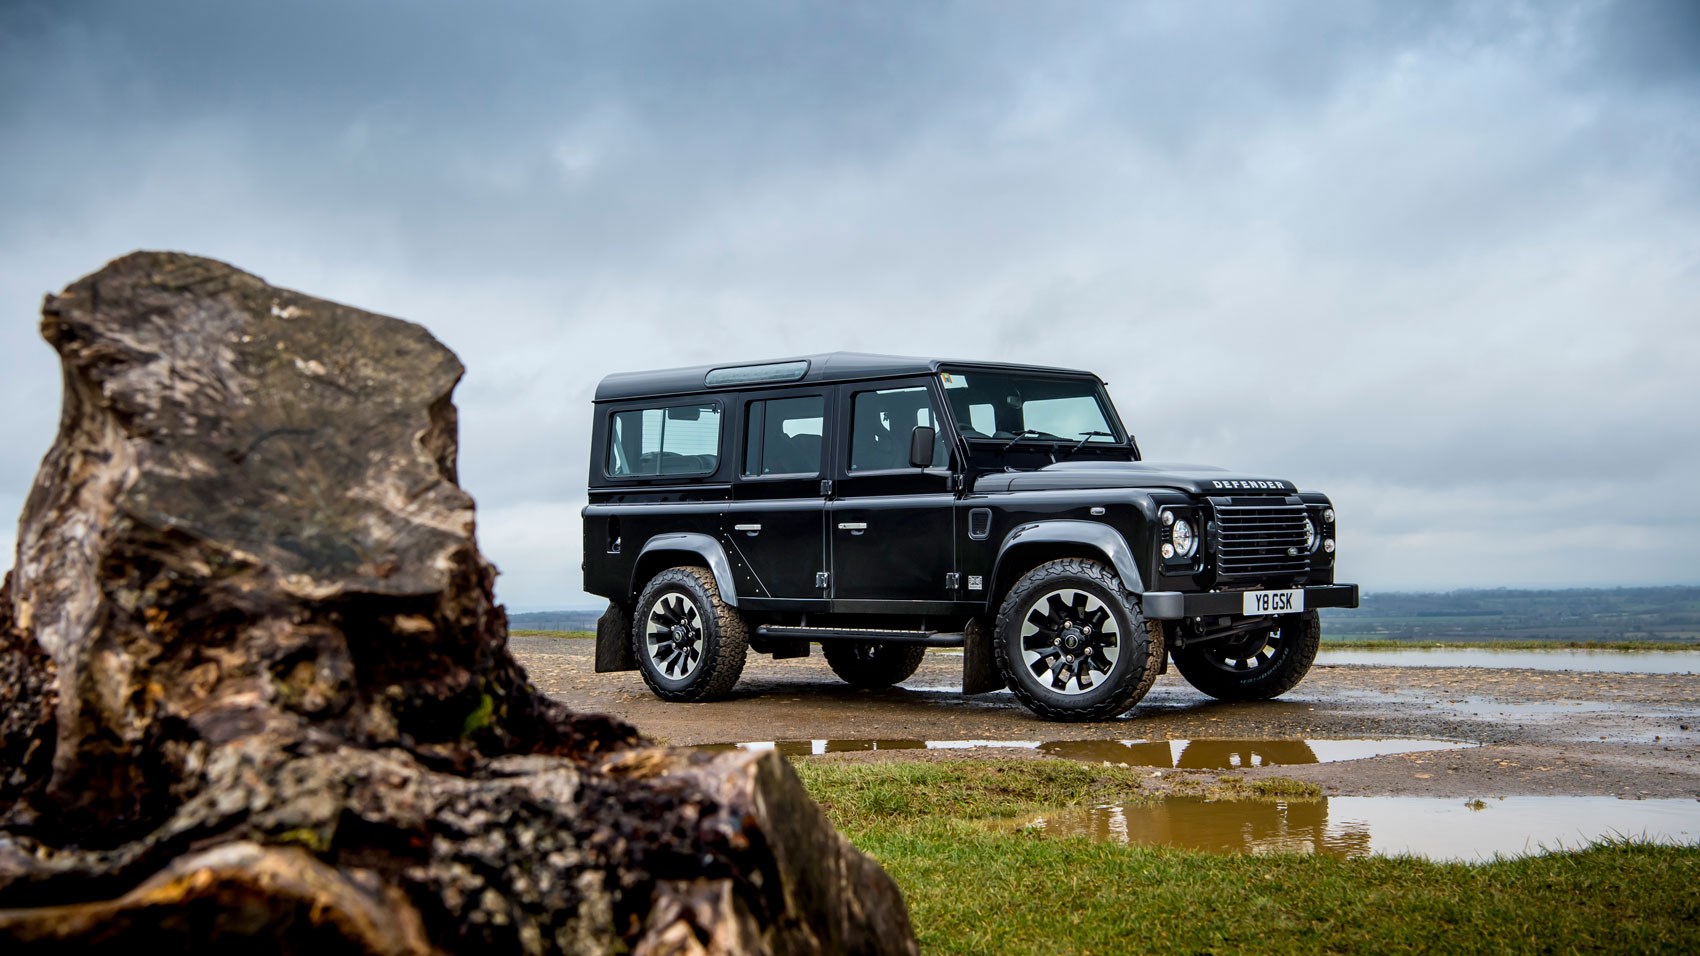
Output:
[961, 618, 1007, 695]
[594, 603, 636, 673]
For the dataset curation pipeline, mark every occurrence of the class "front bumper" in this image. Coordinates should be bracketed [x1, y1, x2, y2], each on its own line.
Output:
[1139, 584, 1360, 620]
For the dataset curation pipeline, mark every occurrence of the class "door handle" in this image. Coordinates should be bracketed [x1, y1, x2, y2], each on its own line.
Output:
[837, 522, 868, 532]
[734, 523, 761, 534]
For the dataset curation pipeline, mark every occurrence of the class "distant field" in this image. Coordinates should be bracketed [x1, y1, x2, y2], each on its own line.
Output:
[1320, 586, 1700, 643]
[509, 609, 602, 632]
[1320, 637, 1700, 651]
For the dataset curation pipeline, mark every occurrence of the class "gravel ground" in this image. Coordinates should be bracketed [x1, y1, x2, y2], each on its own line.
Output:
[512, 636, 1700, 799]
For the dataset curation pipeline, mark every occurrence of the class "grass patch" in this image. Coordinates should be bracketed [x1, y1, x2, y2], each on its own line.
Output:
[796, 760, 1700, 954]
[511, 629, 593, 639]
[1320, 638, 1700, 651]
[1244, 776, 1322, 798]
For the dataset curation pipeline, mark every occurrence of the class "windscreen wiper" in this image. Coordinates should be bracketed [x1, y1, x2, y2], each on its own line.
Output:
[1000, 429, 1043, 452]
[1066, 430, 1115, 457]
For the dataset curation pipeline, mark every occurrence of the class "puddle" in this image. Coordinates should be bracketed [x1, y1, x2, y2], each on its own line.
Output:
[1318, 647, 1700, 674]
[1428, 697, 1617, 717]
[1019, 795, 1700, 861]
[699, 737, 1472, 767]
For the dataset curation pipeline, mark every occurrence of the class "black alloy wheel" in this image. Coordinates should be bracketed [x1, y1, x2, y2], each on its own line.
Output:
[1170, 609, 1321, 701]
[632, 566, 748, 702]
[993, 558, 1164, 721]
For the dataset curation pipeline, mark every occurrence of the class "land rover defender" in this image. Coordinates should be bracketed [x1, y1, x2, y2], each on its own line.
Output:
[582, 353, 1358, 721]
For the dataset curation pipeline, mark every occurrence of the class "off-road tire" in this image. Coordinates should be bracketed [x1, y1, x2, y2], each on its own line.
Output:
[632, 566, 748, 702]
[1171, 609, 1320, 701]
[993, 558, 1165, 722]
[822, 641, 927, 689]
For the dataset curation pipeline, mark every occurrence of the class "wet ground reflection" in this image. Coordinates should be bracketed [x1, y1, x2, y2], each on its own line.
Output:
[1018, 795, 1700, 861]
[699, 737, 1473, 766]
[1317, 647, 1700, 674]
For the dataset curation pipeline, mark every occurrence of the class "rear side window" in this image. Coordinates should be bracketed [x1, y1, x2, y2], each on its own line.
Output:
[743, 395, 825, 476]
[607, 404, 722, 477]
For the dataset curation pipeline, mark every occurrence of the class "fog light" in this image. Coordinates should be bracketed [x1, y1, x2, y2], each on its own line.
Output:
[1324, 538, 1336, 554]
[1161, 543, 1175, 559]
[1323, 508, 1335, 524]
[1161, 510, 1175, 527]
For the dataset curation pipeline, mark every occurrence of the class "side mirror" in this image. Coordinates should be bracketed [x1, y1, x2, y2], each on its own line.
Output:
[909, 425, 936, 469]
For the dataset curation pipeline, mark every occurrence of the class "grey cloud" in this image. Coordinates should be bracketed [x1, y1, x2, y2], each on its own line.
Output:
[1583, 0, 1700, 90]
[3, 1, 1697, 607]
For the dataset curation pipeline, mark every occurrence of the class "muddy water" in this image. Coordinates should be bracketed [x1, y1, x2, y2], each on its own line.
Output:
[1317, 647, 1700, 673]
[1020, 795, 1700, 861]
[701, 737, 1473, 767]
[512, 636, 1700, 798]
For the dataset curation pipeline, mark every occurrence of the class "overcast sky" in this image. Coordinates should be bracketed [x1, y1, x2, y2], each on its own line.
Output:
[2, 1, 1697, 608]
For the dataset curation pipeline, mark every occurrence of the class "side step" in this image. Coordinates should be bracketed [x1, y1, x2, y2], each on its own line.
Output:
[754, 625, 966, 648]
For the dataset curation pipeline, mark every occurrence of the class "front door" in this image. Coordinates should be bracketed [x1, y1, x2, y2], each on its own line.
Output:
[724, 390, 830, 604]
[829, 379, 957, 610]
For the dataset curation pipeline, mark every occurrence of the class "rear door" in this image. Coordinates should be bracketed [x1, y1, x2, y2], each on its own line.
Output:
[724, 389, 831, 605]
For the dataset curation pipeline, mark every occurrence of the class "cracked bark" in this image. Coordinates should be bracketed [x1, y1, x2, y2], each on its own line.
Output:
[0, 252, 915, 955]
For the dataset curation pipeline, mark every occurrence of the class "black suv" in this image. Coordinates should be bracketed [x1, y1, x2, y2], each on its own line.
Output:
[582, 353, 1358, 721]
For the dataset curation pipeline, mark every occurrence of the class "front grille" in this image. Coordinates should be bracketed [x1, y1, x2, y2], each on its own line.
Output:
[1210, 497, 1310, 580]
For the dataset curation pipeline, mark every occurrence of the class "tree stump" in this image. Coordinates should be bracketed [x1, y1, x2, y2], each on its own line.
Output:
[0, 252, 916, 954]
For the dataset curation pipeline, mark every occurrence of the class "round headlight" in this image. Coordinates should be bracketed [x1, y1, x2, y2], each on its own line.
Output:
[1303, 517, 1317, 551]
[1171, 518, 1196, 557]
[1322, 508, 1335, 525]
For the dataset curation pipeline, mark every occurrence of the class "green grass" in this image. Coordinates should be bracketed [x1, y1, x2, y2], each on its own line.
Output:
[510, 629, 593, 639]
[1320, 637, 1700, 651]
[795, 760, 1700, 955]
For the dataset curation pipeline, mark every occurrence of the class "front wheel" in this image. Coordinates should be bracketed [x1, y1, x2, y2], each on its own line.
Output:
[993, 558, 1165, 722]
[632, 566, 749, 702]
[822, 641, 927, 688]
[1170, 610, 1320, 701]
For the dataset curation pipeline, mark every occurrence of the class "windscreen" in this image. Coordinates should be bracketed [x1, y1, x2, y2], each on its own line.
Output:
[938, 370, 1120, 443]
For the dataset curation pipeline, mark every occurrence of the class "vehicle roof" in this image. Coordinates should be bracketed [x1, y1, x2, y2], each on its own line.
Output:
[594, 351, 1103, 402]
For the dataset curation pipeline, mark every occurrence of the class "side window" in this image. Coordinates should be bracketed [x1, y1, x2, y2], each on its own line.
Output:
[607, 403, 721, 477]
[849, 386, 947, 472]
[743, 395, 825, 476]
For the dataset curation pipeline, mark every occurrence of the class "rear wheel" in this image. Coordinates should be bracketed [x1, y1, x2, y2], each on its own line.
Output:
[993, 558, 1164, 722]
[632, 566, 748, 702]
[1171, 610, 1320, 701]
[822, 641, 926, 688]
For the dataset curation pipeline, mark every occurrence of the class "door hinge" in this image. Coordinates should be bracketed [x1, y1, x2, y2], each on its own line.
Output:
[815, 571, 830, 589]
[945, 572, 961, 591]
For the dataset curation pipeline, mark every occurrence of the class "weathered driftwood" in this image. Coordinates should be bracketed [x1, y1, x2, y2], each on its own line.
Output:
[0, 252, 916, 954]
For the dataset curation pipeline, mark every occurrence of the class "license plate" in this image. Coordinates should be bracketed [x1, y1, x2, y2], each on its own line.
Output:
[1243, 589, 1304, 615]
